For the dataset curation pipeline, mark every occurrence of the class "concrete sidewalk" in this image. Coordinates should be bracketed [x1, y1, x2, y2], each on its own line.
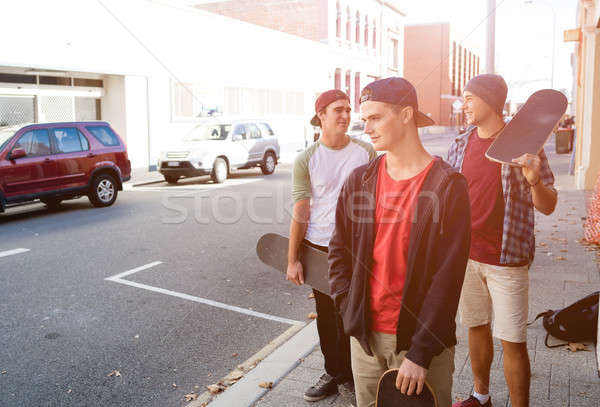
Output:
[251, 151, 600, 407]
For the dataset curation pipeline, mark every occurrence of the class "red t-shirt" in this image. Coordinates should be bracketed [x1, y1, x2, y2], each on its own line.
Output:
[461, 129, 504, 266]
[370, 155, 435, 334]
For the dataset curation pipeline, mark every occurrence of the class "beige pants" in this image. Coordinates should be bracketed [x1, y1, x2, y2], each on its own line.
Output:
[350, 332, 455, 407]
[458, 259, 529, 343]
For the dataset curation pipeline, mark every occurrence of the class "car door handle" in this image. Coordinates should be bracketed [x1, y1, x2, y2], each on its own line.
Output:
[87, 153, 96, 158]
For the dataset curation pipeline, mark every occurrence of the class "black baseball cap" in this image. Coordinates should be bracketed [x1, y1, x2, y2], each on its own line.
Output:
[359, 77, 435, 127]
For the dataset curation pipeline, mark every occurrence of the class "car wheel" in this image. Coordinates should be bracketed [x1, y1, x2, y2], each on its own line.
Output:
[261, 152, 276, 175]
[211, 158, 228, 184]
[165, 175, 179, 184]
[88, 173, 118, 207]
[40, 197, 62, 209]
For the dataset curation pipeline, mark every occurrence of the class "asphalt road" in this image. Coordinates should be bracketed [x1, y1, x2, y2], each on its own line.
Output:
[0, 133, 457, 406]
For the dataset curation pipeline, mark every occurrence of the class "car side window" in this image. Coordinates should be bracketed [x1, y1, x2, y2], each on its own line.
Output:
[232, 124, 247, 140]
[13, 129, 51, 157]
[53, 128, 88, 153]
[258, 123, 274, 137]
[247, 123, 261, 139]
[86, 125, 120, 147]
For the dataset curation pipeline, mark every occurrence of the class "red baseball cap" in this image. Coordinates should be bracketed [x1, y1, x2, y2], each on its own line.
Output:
[310, 89, 350, 127]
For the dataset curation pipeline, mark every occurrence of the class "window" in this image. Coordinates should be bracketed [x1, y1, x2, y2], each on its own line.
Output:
[372, 20, 377, 49]
[355, 11, 360, 44]
[346, 6, 351, 41]
[13, 129, 51, 156]
[336, 1, 341, 37]
[86, 125, 120, 147]
[53, 127, 89, 153]
[354, 72, 361, 112]
[452, 42, 456, 96]
[258, 123, 274, 136]
[456, 45, 463, 95]
[364, 16, 369, 46]
[345, 71, 351, 101]
[232, 124, 247, 139]
[334, 68, 341, 90]
[247, 123, 262, 139]
[184, 124, 230, 141]
[389, 38, 399, 70]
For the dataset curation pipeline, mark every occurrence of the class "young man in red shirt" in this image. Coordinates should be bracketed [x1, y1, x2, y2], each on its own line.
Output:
[329, 77, 472, 406]
[448, 74, 557, 407]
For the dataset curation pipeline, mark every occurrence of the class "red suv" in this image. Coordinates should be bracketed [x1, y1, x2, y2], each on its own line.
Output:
[0, 122, 131, 212]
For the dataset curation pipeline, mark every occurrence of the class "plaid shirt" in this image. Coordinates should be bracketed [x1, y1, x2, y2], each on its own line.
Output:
[447, 127, 556, 265]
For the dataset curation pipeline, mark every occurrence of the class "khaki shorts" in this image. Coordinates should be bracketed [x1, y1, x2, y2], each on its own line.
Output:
[350, 332, 454, 407]
[458, 259, 529, 343]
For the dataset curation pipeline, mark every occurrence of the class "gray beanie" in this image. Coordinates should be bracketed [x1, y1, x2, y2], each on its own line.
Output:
[464, 74, 507, 115]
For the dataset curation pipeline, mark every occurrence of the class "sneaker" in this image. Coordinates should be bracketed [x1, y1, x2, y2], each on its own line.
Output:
[303, 373, 338, 402]
[453, 395, 492, 407]
[337, 381, 356, 406]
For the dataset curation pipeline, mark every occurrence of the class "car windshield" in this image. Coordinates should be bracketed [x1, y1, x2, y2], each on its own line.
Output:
[184, 124, 231, 141]
[0, 125, 23, 151]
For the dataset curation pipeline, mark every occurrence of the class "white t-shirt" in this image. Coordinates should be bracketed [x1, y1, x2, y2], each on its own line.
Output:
[292, 138, 376, 247]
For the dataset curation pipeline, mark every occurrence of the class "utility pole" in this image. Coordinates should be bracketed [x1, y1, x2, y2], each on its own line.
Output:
[486, 0, 496, 74]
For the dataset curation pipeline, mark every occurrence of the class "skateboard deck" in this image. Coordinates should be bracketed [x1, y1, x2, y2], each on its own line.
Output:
[256, 233, 330, 295]
[375, 369, 437, 407]
[485, 89, 568, 166]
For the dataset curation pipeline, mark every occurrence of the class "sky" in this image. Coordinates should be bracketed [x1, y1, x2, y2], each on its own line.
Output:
[403, 0, 578, 104]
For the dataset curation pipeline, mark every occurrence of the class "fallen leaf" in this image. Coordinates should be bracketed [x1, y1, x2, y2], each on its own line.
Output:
[134, 334, 139, 339]
[194, 385, 199, 389]
[308, 292, 315, 299]
[172, 383, 177, 388]
[207, 384, 226, 395]
[259, 382, 273, 389]
[107, 370, 121, 377]
[569, 221, 577, 225]
[560, 249, 568, 253]
[67, 389, 72, 394]
[552, 224, 558, 228]
[566, 343, 588, 352]
[1, 371, 6, 375]
[554, 256, 567, 261]
[538, 242, 547, 247]
[231, 353, 238, 358]
[287, 302, 292, 305]
[184, 393, 198, 401]
[307, 312, 318, 319]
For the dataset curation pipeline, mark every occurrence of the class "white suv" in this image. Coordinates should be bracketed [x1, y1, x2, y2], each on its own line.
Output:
[158, 120, 280, 184]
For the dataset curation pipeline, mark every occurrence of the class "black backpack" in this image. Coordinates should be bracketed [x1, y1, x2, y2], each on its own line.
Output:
[530, 291, 599, 348]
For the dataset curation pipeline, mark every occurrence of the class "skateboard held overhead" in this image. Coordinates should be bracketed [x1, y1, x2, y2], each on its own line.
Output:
[485, 89, 568, 166]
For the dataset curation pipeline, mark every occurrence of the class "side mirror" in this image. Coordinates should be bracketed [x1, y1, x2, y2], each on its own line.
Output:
[10, 148, 26, 160]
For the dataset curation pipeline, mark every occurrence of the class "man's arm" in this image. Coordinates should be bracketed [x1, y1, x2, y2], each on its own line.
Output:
[287, 199, 310, 285]
[328, 177, 354, 310]
[396, 175, 471, 394]
[512, 150, 557, 215]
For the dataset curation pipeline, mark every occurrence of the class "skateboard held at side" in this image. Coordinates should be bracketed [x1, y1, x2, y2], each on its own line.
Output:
[375, 369, 437, 407]
[256, 233, 330, 295]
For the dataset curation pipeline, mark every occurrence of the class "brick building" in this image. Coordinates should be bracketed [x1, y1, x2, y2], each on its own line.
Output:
[196, 0, 407, 115]
[404, 22, 480, 128]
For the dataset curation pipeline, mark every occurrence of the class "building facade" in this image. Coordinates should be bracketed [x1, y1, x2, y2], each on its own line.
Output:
[196, 0, 407, 116]
[572, 0, 600, 189]
[0, 0, 332, 169]
[404, 22, 480, 128]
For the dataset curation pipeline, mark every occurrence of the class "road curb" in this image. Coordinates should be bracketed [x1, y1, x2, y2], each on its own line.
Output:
[186, 321, 316, 407]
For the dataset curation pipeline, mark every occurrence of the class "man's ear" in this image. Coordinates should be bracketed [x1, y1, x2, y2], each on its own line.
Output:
[317, 109, 326, 123]
[402, 106, 415, 125]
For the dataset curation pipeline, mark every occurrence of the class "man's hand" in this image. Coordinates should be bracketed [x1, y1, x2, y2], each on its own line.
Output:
[395, 358, 428, 396]
[512, 153, 541, 186]
[286, 260, 304, 285]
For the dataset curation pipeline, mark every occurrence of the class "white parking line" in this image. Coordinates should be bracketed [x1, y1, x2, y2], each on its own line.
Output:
[105, 262, 304, 326]
[0, 248, 30, 258]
